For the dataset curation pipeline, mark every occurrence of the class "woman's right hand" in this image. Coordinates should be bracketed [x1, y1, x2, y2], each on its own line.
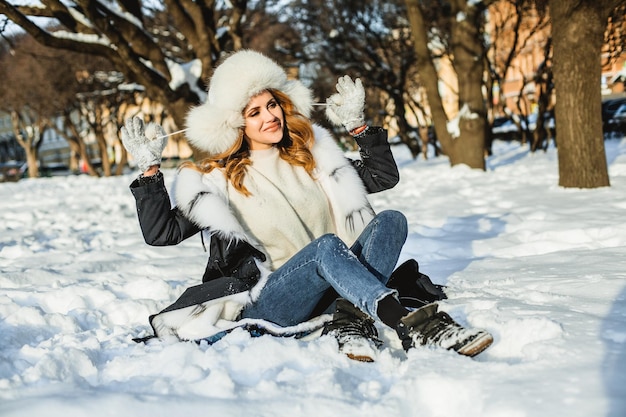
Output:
[142, 165, 160, 177]
[120, 117, 168, 172]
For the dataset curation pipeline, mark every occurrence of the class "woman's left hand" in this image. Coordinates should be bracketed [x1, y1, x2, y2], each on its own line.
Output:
[325, 75, 365, 132]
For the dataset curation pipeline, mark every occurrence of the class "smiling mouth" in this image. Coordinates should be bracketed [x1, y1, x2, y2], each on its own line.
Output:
[265, 122, 281, 132]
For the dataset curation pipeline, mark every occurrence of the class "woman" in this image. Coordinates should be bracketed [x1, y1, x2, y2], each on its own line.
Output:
[121, 50, 492, 360]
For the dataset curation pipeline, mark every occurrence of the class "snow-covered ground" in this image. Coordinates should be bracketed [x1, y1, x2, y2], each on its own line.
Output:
[1, 138, 625, 417]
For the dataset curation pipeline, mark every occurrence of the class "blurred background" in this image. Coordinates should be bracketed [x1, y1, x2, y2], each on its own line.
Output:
[0, 0, 624, 188]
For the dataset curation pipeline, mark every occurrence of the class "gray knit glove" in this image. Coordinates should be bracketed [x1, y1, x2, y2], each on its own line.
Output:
[120, 117, 167, 172]
[325, 75, 366, 132]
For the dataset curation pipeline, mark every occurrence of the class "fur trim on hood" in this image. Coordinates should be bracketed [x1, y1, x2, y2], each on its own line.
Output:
[185, 50, 313, 155]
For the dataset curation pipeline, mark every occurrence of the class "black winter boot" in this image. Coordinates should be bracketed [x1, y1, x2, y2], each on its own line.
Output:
[387, 259, 447, 309]
[322, 299, 383, 362]
[396, 303, 493, 357]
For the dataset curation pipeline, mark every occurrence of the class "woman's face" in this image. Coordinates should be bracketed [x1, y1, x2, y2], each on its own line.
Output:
[243, 91, 285, 150]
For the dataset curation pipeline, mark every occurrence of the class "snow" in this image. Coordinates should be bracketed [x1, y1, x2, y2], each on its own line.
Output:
[447, 103, 479, 138]
[166, 59, 207, 102]
[2, 138, 626, 417]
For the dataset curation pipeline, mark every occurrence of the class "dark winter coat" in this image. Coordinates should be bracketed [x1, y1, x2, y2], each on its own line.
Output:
[130, 125, 399, 341]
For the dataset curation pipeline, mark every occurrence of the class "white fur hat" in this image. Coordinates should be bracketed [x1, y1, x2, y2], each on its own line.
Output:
[185, 50, 313, 155]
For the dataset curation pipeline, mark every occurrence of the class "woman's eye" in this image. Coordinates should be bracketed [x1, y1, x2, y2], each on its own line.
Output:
[268, 101, 277, 109]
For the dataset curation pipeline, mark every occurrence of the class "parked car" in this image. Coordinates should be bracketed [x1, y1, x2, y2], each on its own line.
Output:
[0, 161, 27, 182]
[605, 103, 626, 136]
[602, 97, 626, 137]
[602, 97, 626, 122]
[491, 111, 555, 142]
[491, 116, 520, 141]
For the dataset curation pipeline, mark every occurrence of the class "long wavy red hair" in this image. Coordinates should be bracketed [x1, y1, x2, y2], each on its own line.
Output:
[180, 89, 316, 196]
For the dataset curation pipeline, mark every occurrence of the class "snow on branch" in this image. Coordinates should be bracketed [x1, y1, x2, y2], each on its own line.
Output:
[166, 59, 206, 102]
[51, 30, 112, 47]
[94, 0, 144, 29]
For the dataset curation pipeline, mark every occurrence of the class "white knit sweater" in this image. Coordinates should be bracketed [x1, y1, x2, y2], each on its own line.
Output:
[228, 147, 335, 270]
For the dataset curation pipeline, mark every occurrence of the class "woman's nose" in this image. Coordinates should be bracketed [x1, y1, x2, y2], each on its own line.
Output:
[262, 108, 278, 121]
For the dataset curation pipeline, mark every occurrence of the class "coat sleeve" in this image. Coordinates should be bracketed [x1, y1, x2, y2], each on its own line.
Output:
[350, 126, 400, 193]
[129, 174, 201, 246]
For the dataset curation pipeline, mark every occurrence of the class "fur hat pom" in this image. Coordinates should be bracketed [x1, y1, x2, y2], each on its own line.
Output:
[185, 50, 313, 155]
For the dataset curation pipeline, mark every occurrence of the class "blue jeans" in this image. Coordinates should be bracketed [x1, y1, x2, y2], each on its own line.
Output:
[241, 210, 408, 326]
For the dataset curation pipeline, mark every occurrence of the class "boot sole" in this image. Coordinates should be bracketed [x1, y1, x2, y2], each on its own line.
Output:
[341, 341, 379, 363]
[456, 332, 494, 357]
[346, 353, 375, 362]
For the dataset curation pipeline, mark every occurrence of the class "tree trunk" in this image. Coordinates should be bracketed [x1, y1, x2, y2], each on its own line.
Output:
[418, 126, 431, 159]
[404, 0, 454, 157]
[24, 148, 39, 178]
[10, 110, 42, 178]
[390, 92, 421, 158]
[449, 115, 487, 169]
[550, 0, 610, 188]
[405, 0, 486, 169]
[78, 141, 99, 176]
[531, 36, 554, 152]
[449, 3, 487, 170]
[114, 151, 128, 176]
[94, 111, 111, 177]
[60, 111, 99, 176]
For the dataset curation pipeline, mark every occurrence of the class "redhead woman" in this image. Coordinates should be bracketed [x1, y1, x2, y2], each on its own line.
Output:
[121, 50, 492, 361]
